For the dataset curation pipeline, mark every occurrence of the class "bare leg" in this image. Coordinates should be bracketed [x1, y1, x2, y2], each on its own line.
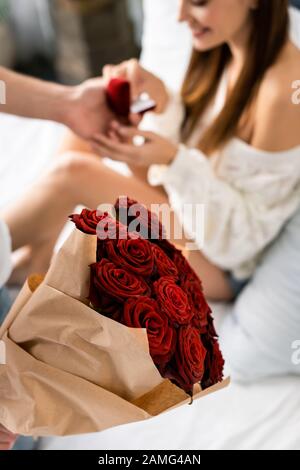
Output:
[57, 130, 151, 186]
[1, 150, 233, 300]
[185, 250, 233, 302]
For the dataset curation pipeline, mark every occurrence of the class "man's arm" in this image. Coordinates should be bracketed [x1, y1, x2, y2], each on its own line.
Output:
[0, 66, 71, 122]
[0, 66, 114, 140]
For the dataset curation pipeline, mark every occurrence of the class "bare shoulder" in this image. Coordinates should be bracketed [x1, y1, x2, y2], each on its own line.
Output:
[252, 41, 300, 152]
[258, 41, 300, 104]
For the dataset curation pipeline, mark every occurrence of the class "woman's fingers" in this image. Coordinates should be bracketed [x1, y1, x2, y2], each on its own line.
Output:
[93, 133, 137, 155]
[91, 134, 141, 165]
[91, 142, 138, 165]
[103, 59, 151, 100]
[109, 121, 154, 142]
[102, 61, 131, 85]
[90, 141, 122, 160]
[108, 129, 122, 143]
[108, 122, 131, 143]
[102, 63, 126, 83]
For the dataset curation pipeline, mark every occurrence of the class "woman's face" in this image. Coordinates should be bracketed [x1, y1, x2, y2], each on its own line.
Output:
[178, 0, 257, 51]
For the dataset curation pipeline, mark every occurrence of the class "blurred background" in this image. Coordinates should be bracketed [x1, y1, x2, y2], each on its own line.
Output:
[0, 0, 299, 85]
[0, 0, 143, 83]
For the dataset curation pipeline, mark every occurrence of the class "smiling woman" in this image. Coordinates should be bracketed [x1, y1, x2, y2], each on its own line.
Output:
[179, 0, 292, 154]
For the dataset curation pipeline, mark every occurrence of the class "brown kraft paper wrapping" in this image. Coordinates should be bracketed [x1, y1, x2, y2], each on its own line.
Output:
[0, 229, 229, 436]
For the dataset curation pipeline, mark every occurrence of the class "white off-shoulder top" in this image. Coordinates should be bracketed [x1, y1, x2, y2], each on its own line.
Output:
[140, 70, 300, 280]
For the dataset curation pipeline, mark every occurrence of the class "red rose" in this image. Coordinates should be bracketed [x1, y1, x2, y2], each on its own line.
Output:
[171, 251, 210, 330]
[96, 217, 130, 242]
[114, 196, 137, 212]
[96, 220, 140, 262]
[90, 259, 150, 302]
[70, 209, 129, 242]
[164, 326, 207, 393]
[106, 78, 130, 117]
[69, 209, 106, 235]
[105, 238, 154, 278]
[152, 245, 178, 279]
[78, 199, 224, 396]
[89, 266, 123, 321]
[201, 336, 224, 389]
[156, 239, 179, 259]
[115, 196, 165, 240]
[154, 276, 193, 326]
[184, 279, 210, 330]
[173, 251, 203, 290]
[206, 312, 218, 338]
[123, 297, 176, 366]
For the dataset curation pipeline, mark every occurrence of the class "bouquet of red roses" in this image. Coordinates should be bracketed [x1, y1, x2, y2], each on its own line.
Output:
[70, 197, 224, 396]
[0, 197, 227, 437]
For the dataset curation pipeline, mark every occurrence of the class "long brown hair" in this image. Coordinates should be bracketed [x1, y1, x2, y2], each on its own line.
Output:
[181, 0, 289, 155]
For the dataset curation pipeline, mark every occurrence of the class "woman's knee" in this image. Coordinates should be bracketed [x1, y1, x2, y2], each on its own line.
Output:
[50, 151, 103, 193]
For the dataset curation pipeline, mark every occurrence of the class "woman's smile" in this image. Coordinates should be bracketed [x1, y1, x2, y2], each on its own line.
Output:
[190, 25, 212, 39]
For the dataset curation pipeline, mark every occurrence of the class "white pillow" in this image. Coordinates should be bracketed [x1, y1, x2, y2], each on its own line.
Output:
[220, 208, 300, 381]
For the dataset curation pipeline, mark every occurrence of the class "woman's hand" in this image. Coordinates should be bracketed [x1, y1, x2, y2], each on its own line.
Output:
[0, 424, 17, 450]
[102, 59, 169, 114]
[91, 121, 178, 168]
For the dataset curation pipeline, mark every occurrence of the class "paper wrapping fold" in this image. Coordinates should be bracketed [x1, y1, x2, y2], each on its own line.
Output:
[0, 229, 229, 436]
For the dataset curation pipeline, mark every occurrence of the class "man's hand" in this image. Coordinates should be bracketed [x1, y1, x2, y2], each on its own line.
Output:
[0, 67, 117, 142]
[64, 77, 115, 141]
[0, 66, 148, 143]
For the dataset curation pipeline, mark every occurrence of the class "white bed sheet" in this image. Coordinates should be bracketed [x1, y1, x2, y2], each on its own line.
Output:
[0, 114, 65, 210]
[38, 374, 300, 450]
